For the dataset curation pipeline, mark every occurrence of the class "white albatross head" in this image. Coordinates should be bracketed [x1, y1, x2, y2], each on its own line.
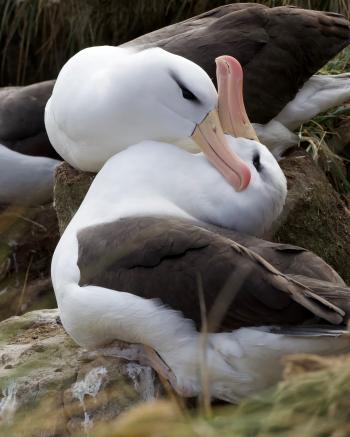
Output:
[218, 136, 287, 234]
[45, 46, 251, 191]
[80, 134, 287, 238]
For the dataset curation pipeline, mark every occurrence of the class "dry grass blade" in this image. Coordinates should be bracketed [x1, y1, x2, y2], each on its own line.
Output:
[66, 352, 350, 437]
[15, 253, 33, 315]
[299, 109, 350, 195]
[196, 272, 211, 418]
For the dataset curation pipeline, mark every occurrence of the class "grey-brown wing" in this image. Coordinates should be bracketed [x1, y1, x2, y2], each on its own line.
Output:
[77, 216, 348, 332]
[196, 221, 345, 285]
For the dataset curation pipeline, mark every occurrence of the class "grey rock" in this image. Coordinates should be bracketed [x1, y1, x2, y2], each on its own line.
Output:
[53, 164, 95, 235]
[272, 149, 350, 283]
[0, 309, 160, 436]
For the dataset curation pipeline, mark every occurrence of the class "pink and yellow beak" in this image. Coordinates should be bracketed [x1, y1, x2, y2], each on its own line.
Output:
[190, 56, 258, 192]
[215, 55, 259, 141]
[191, 109, 251, 191]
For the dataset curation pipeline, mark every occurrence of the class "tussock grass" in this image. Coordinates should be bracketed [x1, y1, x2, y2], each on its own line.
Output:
[2, 350, 350, 437]
[299, 46, 350, 197]
[319, 46, 350, 75]
[300, 111, 350, 195]
[83, 353, 350, 437]
[0, 0, 349, 86]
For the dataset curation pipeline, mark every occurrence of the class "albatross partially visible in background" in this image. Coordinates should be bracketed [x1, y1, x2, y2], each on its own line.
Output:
[0, 144, 59, 206]
[126, 3, 350, 155]
[126, 3, 350, 126]
[0, 81, 58, 159]
[2, 4, 350, 163]
[0, 82, 60, 206]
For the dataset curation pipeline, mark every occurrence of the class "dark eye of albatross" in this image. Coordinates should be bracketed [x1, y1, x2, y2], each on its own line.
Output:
[180, 85, 199, 102]
[170, 72, 200, 103]
[253, 153, 262, 172]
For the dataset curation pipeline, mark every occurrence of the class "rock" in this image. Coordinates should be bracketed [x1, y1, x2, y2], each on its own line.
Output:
[0, 309, 160, 436]
[272, 149, 350, 283]
[54, 152, 350, 283]
[0, 203, 59, 321]
[53, 164, 95, 235]
[328, 113, 350, 155]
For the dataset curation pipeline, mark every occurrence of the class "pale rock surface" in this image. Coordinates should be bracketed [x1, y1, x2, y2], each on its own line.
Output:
[0, 309, 161, 436]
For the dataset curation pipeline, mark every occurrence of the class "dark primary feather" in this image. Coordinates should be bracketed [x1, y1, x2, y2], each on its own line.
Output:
[126, 3, 350, 123]
[77, 216, 350, 332]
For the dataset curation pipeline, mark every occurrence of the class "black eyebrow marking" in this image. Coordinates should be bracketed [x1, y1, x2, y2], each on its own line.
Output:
[170, 72, 201, 104]
[253, 152, 262, 173]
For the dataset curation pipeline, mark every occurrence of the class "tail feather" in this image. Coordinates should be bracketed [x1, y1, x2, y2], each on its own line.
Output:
[287, 274, 350, 319]
[257, 325, 349, 337]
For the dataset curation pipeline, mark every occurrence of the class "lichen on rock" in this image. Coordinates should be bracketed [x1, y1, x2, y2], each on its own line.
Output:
[0, 309, 160, 436]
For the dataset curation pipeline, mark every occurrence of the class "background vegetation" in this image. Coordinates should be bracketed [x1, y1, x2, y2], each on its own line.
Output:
[0, 0, 349, 86]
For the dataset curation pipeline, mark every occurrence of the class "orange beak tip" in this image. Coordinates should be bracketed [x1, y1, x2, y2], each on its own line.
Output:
[228, 166, 251, 192]
[239, 166, 252, 191]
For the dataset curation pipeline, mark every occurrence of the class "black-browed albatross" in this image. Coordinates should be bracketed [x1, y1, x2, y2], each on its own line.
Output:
[51, 135, 350, 402]
[45, 50, 256, 195]
[51, 53, 294, 403]
[51, 62, 350, 400]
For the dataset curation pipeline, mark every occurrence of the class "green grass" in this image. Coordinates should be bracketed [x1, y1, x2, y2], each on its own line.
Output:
[319, 46, 350, 75]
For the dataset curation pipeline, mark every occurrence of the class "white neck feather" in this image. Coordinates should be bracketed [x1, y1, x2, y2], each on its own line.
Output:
[66, 139, 286, 238]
